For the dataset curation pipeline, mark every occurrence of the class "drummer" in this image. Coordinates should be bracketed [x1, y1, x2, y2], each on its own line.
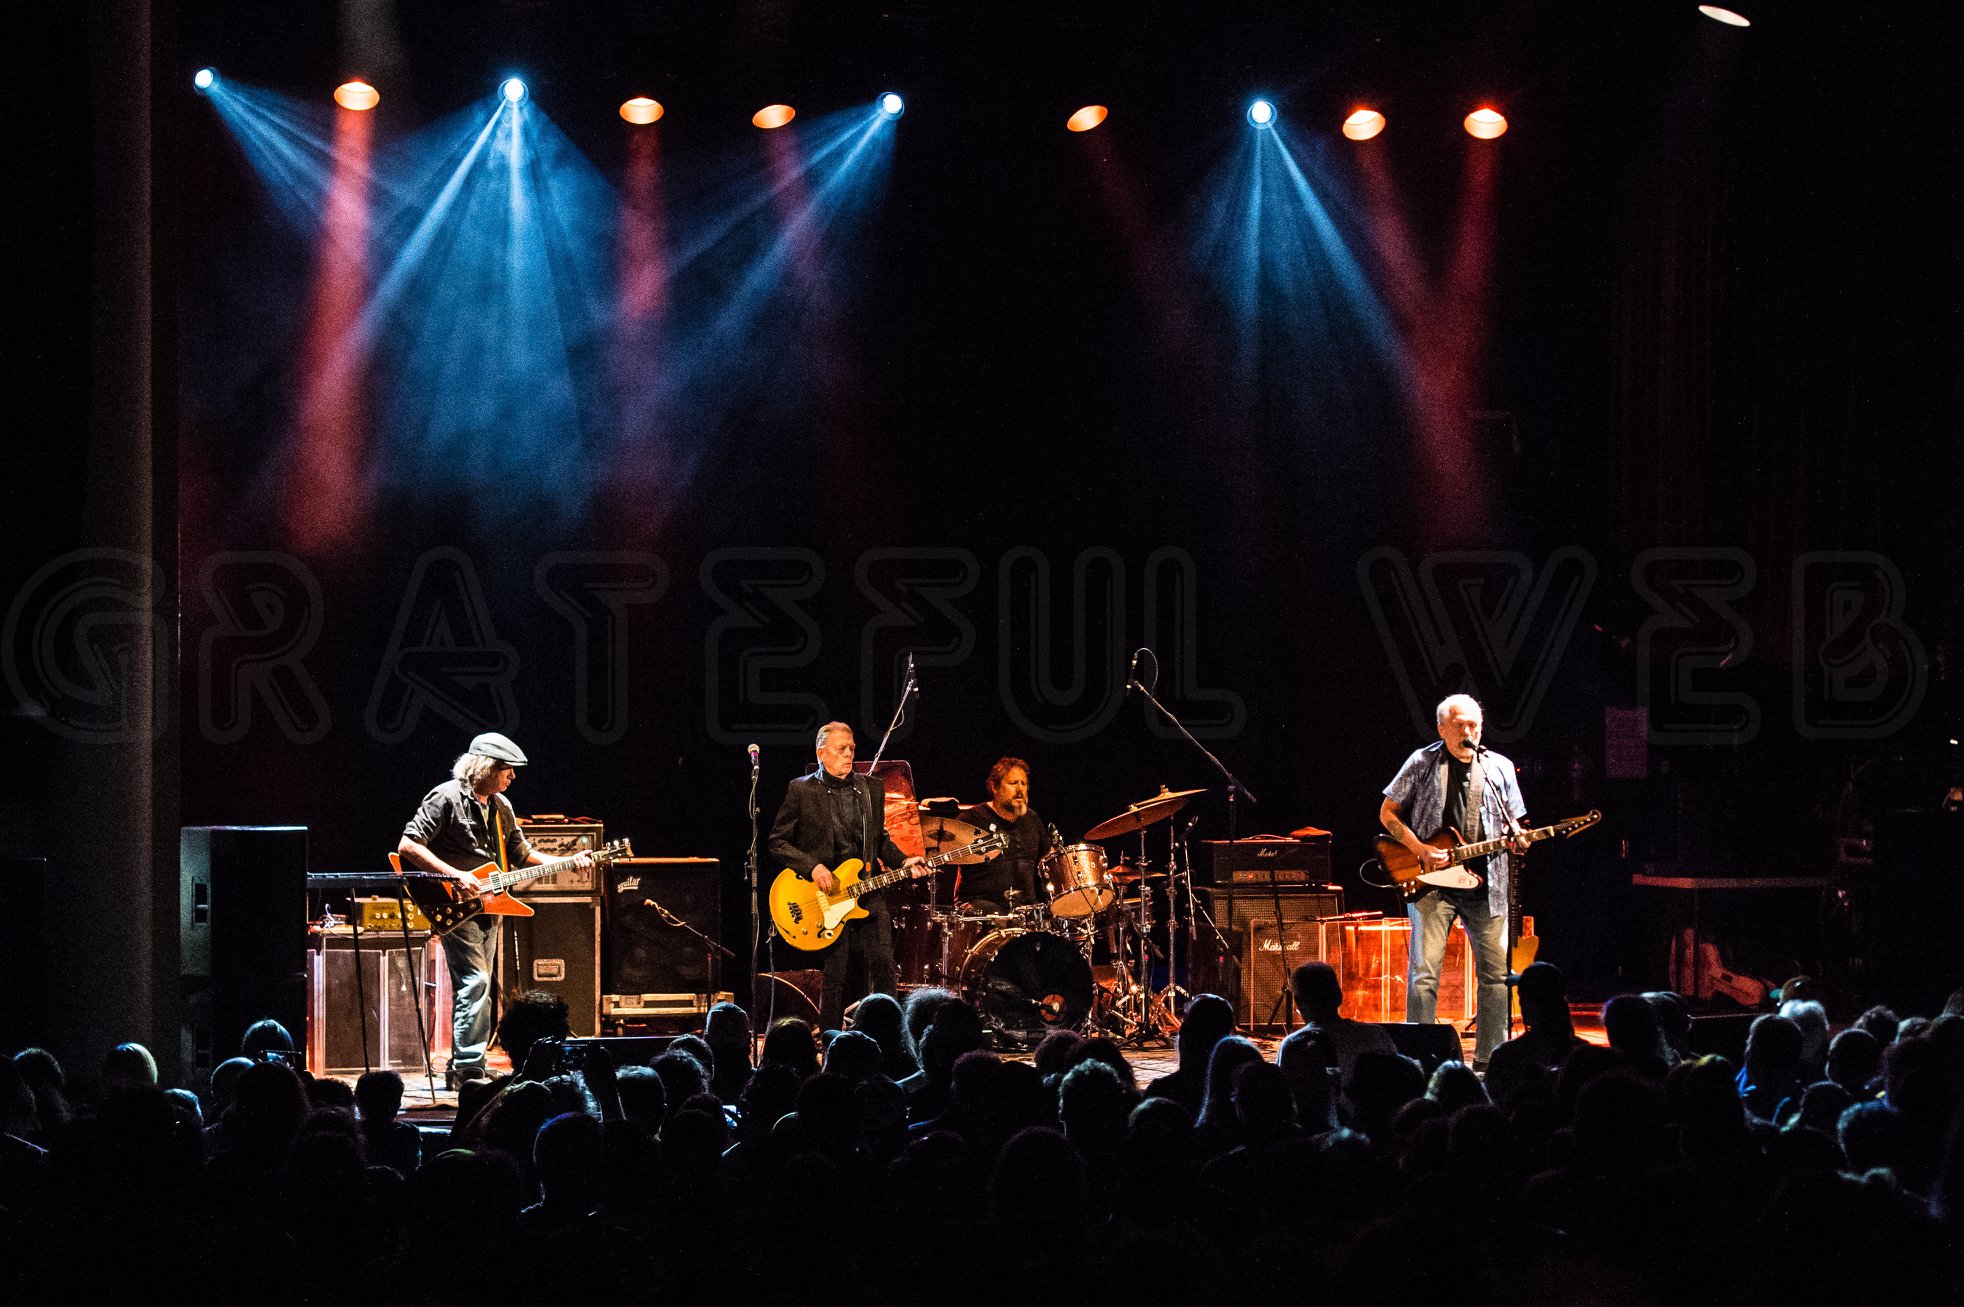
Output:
[957, 756, 1053, 916]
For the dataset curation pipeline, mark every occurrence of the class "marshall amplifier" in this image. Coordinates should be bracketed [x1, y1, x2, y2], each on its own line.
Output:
[515, 816, 605, 895]
[1201, 836, 1333, 888]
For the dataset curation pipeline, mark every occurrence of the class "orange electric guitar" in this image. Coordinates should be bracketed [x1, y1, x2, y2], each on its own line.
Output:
[391, 839, 632, 936]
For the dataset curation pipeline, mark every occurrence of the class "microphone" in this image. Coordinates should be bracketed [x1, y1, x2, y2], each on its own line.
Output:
[748, 743, 760, 765]
[1126, 649, 1140, 692]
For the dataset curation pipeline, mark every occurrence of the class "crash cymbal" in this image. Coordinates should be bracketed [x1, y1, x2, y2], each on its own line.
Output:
[918, 814, 995, 862]
[1082, 787, 1207, 841]
[1110, 865, 1175, 882]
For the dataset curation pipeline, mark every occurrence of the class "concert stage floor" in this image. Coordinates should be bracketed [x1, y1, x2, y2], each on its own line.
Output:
[390, 1005, 1612, 1126]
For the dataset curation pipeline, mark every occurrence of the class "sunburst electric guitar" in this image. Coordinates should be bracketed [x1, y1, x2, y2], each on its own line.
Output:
[1375, 811, 1602, 898]
[390, 839, 632, 936]
[770, 830, 1007, 951]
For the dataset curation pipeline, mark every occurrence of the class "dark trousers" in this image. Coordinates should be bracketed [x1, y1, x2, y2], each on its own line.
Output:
[819, 892, 896, 1031]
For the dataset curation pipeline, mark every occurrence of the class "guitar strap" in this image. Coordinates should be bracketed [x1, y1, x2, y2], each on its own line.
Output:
[491, 802, 509, 874]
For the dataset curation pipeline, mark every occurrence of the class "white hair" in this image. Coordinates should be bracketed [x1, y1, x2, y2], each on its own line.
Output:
[1436, 694, 1482, 726]
[452, 753, 504, 788]
[815, 721, 854, 755]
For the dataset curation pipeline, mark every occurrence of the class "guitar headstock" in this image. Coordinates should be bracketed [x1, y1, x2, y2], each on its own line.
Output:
[1562, 810, 1604, 838]
[599, 838, 633, 863]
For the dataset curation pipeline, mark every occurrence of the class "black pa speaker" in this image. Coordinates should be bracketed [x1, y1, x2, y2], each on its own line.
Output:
[606, 857, 722, 995]
[1375, 1021, 1465, 1073]
[180, 826, 309, 1082]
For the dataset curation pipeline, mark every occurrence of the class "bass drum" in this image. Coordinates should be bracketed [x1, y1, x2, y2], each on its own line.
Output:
[958, 929, 1094, 1046]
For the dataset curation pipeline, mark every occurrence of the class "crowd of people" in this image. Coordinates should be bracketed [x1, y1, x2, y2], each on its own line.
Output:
[4, 963, 1962, 1304]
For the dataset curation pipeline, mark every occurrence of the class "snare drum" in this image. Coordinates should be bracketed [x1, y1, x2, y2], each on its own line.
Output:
[1042, 843, 1114, 918]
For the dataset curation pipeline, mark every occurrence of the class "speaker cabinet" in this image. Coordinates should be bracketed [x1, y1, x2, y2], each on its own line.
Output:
[1243, 919, 1344, 1026]
[1197, 887, 1345, 1024]
[498, 896, 601, 1036]
[1375, 1021, 1466, 1072]
[1203, 886, 1344, 933]
[305, 931, 452, 1076]
[180, 826, 309, 1082]
[606, 857, 722, 996]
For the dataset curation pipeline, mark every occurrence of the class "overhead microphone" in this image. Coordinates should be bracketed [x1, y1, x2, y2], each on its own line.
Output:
[1126, 648, 1140, 692]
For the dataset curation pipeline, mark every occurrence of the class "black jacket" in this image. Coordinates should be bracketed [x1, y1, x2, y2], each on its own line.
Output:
[768, 768, 908, 879]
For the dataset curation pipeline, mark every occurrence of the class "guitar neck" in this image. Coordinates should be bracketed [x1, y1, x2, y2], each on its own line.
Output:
[1449, 822, 1558, 866]
[486, 845, 615, 894]
[843, 842, 984, 900]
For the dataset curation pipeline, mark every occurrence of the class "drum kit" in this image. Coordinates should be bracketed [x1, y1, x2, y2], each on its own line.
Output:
[906, 786, 1217, 1048]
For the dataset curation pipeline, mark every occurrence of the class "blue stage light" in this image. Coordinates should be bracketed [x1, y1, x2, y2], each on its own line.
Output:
[878, 92, 905, 119]
[194, 68, 216, 92]
[1247, 99, 1276, 128]
[502, 77, 527, 103]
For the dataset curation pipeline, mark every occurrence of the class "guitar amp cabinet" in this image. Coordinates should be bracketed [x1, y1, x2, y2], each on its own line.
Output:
[1201, 836, 1333, 888]
[498, 896, 601, 1035]
[306, 929, 452, 1077]
[514, 816, 605, 895]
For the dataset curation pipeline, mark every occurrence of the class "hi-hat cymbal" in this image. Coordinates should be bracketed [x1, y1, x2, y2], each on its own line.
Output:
[1083, 787, 1207, 841]
[918, 814, 991, 861]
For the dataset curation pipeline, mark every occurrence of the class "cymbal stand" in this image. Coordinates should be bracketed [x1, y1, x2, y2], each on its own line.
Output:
[1150, 817, 1193, 1025]
[1113, 848, 1174, 1048]
[1176, 814, 1236, 1006]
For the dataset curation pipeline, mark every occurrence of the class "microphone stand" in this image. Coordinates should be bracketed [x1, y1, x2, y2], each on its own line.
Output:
[747, 747, 764, 1018]
[868, 653, 918, 767]
[645, 896, 738, 1002]
[1126, 668, 1269, 1024]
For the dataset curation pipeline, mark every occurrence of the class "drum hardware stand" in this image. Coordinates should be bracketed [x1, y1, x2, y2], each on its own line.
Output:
[1125, 649, 1265, 1024]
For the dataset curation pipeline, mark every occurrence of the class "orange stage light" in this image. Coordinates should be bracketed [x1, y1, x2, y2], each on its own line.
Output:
[752, 104, 796, 130]
[1342, 108, 1385, 141]
[333, 80, 379, 112]
[1066, 105, 1109, 133]
[1463, 107, 1508, 140]
[619, 97, 664, 125]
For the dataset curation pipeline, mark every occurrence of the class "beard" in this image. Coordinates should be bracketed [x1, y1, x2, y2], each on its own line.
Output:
[998, 795, 1028, 819]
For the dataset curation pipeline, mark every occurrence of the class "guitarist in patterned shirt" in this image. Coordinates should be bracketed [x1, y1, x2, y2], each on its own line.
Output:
[1379, 695, 1531, 1070]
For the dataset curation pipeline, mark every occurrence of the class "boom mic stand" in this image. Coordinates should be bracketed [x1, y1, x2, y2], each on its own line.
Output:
[868, 652, 918, 767]
[1125, 654, 1266, 1025]
[644, 897, 737, 1001]
[747, 743, 764, 1021]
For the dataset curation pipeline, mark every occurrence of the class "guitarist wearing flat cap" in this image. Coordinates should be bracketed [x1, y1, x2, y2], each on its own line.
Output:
[398, 732, 592, 1088]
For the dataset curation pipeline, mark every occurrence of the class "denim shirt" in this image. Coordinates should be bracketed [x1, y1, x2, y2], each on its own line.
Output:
[1383, 740, 1527, 917]
[403, 779, 534, 873]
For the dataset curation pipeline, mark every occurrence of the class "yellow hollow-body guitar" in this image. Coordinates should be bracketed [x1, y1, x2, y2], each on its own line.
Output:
[770, 830, 1006, 951]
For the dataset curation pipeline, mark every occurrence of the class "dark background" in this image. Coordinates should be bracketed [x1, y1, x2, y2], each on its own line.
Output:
[7, 3, 1962, 1067]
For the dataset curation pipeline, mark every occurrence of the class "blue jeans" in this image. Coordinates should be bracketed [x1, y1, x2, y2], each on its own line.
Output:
[1406, 886, 1508, 1063]
[442, 915, 500, 1072]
